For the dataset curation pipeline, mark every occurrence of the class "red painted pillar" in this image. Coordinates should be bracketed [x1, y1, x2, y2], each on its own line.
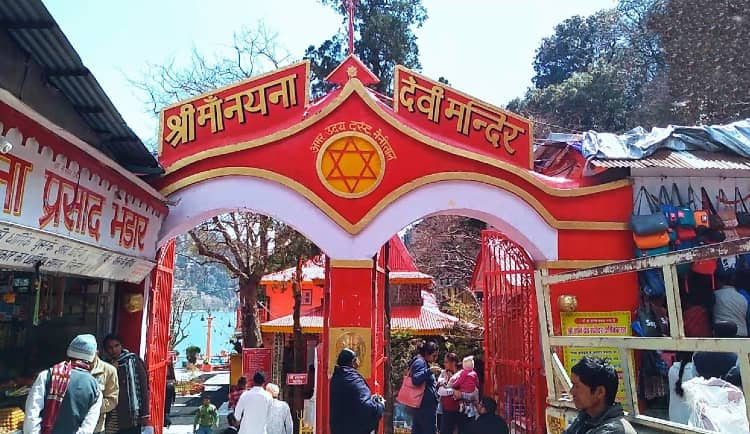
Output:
[317, 258, 379, 434]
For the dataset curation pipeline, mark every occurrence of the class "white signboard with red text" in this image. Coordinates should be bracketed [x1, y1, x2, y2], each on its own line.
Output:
[0, 99, 165, 281]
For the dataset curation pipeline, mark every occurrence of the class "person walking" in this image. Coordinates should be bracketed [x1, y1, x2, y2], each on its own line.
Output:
[102, 335, 150, 434]
[234, 372, 273, 434]
[193, 393, 219, 434]
[23, 334, 103, 434]
[329, 348, 385, 434]
[436, 353, 461, 434]
[265, 383, 293, 434]
[164, 362, 176, 428]
[409, 341, 440, 434]
[463, 397, 509, 434]
[90, 354, 119, 434]
[228, 377, 247, 410]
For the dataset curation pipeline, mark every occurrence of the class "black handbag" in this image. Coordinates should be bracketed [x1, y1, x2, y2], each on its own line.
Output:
[736, 187, 750, 227]
[630, 187, 668, 235]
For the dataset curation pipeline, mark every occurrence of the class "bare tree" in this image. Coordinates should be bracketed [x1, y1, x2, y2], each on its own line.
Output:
[130, 24, 290, 117]
[404, 216, 485, 295]
[169, 287, 196, 350]
[188, 213, 315, 348]
[132, 24, 316, 349]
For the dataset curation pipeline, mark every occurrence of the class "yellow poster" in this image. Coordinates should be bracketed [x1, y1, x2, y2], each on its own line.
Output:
[561, 311, 631, 405]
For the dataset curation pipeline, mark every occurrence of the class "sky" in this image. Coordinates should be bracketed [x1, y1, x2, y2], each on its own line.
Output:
[42, 0, 616, 147]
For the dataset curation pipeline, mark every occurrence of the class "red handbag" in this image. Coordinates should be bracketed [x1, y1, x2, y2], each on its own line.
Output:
[396, 368, 425, 408]
[676, 226, 696, 240]
[692, 258, 717, 276]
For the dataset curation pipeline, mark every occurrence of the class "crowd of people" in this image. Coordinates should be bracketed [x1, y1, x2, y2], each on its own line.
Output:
[22, 332, 745, 433]
[22, 334, 150, 434]
[223, 372, 293, 434]
[328, 342, 508, 434]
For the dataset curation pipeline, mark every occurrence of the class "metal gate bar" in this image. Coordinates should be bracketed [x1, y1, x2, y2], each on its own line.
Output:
[145, 240, 176, 434]
[479, 230, 543, 433]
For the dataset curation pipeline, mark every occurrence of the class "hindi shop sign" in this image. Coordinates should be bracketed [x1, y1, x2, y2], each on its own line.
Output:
[0, 119, 163, 262]
[159, 61, 310, 171]
[0, 222, 154, 283]
[561, 311, 631, 406]
[286, 373, 308, 386]
[242, 348, 273, 380]
[393, 66, 533, 169]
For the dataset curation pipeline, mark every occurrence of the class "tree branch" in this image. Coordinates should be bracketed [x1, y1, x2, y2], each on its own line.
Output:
[189, 229, 245, 278]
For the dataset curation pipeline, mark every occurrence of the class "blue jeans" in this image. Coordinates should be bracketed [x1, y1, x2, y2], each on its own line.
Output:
[196, 426, 213, 434]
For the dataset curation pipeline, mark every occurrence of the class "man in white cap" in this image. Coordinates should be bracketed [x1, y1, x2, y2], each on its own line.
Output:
[23, 334, 103, 434]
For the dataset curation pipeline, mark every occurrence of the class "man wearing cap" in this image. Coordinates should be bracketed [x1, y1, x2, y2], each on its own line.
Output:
[329, 348, 385, 434]
[23, 334, 103, 434]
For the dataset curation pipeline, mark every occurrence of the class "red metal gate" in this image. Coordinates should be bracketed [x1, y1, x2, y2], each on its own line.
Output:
[145, 239, 176, 434]
[479, 230, 544, 433]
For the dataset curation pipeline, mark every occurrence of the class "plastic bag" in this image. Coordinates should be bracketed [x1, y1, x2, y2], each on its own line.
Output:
[141, 426, 155, 434]
[683, 377, 749, 434]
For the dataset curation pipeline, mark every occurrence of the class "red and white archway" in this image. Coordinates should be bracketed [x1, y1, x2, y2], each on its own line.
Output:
[147, 56, 634, 433]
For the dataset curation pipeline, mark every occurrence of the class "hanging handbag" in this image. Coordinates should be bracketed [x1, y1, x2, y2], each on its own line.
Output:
[396, 367, 425, 408]
[634, 245, 670, 258]
[633, 231, 670, 250]
[734, 188, 750, 238]
[692, 257, 718, 276]
[639, 269, 666, 297]
[675, 238, 698, 274]
[630, 187, 669, 235]
[672, 184, 696, 227]
[717, 189, 739, 228]
[689, 186, 710, 229]
[659, 186, 678, 228]
[701, 187, 725, 229]
[676, 226, 696, 241]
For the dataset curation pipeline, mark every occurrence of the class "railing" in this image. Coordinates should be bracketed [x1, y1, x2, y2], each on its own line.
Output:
[535, 237, 750, 433]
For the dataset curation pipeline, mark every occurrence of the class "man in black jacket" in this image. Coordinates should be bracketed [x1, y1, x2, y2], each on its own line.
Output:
[564, 357, 636, 434]
[329, 348, 384, 434]
[463, 397, 509, 434]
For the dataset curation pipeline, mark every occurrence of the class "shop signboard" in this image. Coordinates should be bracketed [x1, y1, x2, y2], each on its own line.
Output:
[159, 61, 310, 172]
[0, 102, 166, 264]
[286, 373, 308, 386]
[393, 66, 534, 169]
[0, 222, 154, 283]
[243, 348, 273, 380]
[561, 311, 631, 405]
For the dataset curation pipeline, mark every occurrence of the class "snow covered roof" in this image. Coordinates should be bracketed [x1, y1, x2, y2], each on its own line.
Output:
[260, 290, 456, 335]
[260, 236, 432, 284]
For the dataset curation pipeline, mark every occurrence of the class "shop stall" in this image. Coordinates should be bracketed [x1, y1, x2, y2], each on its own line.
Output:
[0, 5, 167, 429]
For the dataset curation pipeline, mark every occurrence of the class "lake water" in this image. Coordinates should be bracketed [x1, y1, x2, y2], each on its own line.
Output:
[173, 310, 237, 364]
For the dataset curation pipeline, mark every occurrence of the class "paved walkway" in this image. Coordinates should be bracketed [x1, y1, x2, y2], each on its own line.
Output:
[165, 370, 230, 433]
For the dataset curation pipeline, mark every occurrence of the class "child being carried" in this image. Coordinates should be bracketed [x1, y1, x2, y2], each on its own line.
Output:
[438, 356, 480, 419]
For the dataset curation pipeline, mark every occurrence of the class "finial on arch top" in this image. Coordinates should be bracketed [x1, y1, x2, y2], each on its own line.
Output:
[325, 55, 380, 87]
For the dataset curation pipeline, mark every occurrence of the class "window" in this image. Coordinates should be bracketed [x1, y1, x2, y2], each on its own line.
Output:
[301, 289, 312, 305]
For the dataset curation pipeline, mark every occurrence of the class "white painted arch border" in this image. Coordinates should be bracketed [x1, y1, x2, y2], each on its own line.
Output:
[159, 176, 558, 261]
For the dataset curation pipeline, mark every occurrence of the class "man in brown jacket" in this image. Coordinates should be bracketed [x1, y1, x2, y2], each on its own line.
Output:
[91, 354, 119, 434]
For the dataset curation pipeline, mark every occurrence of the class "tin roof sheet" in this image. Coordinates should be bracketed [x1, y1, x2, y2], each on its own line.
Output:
[0, 0, 161, 173]
[590, 150, 750, 171]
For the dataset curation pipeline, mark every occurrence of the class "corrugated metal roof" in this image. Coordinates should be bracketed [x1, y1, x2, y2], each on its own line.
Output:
[0, 0, 161, 173]
[591, 150, 750, 171]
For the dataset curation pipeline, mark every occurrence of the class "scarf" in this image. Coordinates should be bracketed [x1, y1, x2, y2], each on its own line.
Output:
[116, 350, 143, 426]
[41, 360, 91, 434]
